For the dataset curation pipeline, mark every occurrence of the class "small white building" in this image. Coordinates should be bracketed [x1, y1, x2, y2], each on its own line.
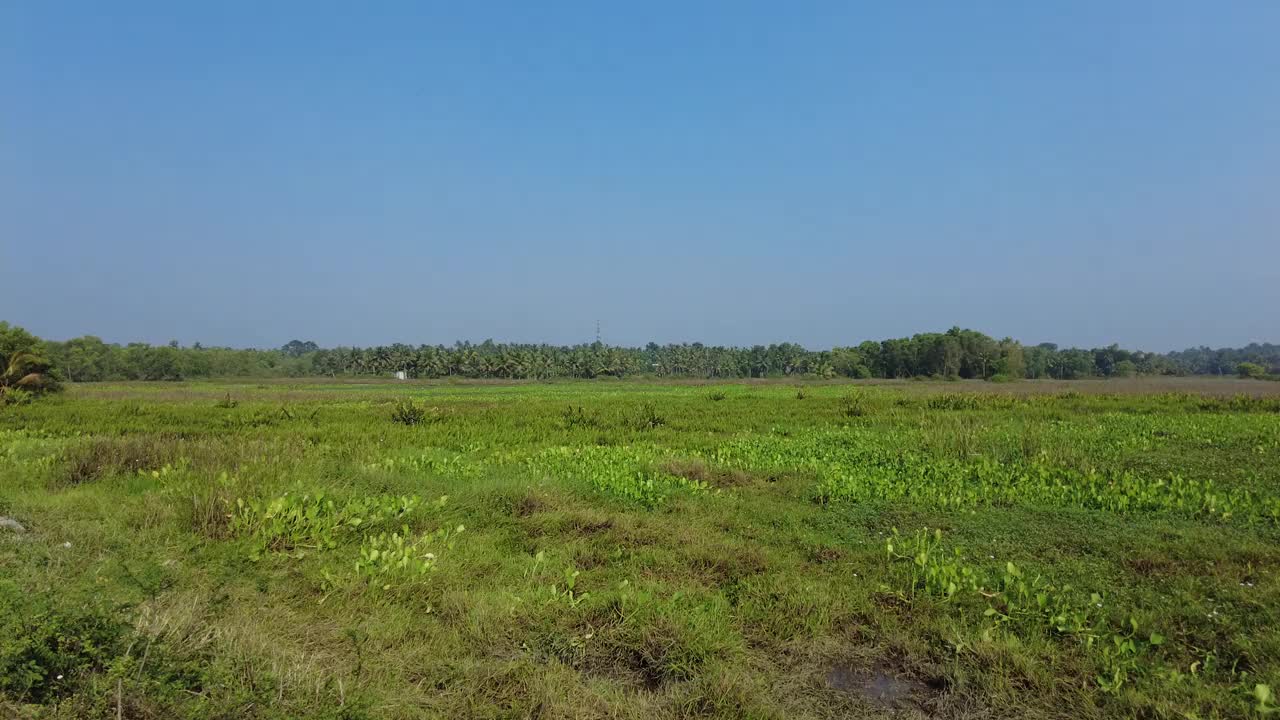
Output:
[394, 370, 407, 380]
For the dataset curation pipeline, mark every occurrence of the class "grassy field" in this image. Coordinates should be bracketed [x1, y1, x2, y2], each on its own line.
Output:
[2, 379, 1279, 719]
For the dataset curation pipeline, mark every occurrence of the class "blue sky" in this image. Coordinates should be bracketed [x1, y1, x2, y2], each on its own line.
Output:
[4, 1, 1278, 351]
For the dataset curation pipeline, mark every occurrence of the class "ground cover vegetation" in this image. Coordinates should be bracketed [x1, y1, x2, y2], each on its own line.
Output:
[2, 370, 1280, 718]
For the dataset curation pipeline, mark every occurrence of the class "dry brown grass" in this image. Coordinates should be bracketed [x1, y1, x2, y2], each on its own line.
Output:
[63, 375, 1280, 408]
[658, 458, 755, 488]
[60, 435, 177, 485]
[885, 376, 1280, 398]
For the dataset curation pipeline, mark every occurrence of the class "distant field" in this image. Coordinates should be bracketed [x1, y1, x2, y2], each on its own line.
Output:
[2, 379, 1279, 718]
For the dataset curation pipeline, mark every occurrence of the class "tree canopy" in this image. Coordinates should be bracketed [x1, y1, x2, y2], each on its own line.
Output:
[0, 321, 62, 402]
[0, 321, 1268, 383]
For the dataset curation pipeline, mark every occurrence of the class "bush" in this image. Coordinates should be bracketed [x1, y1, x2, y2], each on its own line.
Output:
[988, 373, 1014, 383]
[1238, 362, 1267, 379]
[391, 399, 429, 426]
[0, 582, 127, 703]
[838, 392, 869, 418]
[0, 387, 34, 406]
[562, 405, 602, 429]
[630, 401, 666, 430]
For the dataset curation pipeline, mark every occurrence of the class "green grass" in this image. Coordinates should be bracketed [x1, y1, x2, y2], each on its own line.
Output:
[2, 379, 1279, 718]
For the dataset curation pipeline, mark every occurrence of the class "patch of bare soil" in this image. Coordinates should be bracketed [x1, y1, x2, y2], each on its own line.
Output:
[826, 663, 941, 714]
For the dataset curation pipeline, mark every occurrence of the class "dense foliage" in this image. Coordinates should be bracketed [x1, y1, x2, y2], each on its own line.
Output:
[3, 321, 1277, 382]
[0, 322, 62, 404]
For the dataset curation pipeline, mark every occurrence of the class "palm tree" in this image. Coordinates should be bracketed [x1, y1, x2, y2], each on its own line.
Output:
[1, 350, 59, 396]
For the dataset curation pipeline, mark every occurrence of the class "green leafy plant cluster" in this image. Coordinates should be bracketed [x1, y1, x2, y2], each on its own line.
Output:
[703, 427, 1280, 523]
[0, 583, 126, 703]
[526, 445, 704, 507]
[546, 564, 589, 609]
[390, 398, 446, 426]
[816, 452, 1280, 523]
[884, 529, 1165, 693]
[368, 452, 483, 478]
[354, 523, 465, 591]
[231, 491, 432, 557]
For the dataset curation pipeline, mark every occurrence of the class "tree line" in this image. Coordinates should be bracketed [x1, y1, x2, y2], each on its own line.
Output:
[19, 324, 1278, 383]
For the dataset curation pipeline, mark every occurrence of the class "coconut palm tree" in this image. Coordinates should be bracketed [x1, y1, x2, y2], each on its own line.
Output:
[1, 350, 60, 397]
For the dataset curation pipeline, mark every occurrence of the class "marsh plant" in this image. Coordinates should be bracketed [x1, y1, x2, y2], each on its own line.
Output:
[884, 528, 1165, 693]
[354, 523, 465, 591]
[231, 492, 437, 557]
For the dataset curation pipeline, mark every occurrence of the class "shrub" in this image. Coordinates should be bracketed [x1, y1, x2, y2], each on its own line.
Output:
[562, 405, 601, 429]
[0, 582, 127, 703]
[0, 387, 34, 406]
[1238, 362, 1267, 379]
[838, 392, 869, 418]
[391, 399, 434, 426]
[630, 401, 666, 430]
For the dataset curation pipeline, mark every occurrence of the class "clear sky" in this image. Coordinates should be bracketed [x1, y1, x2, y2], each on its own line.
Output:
[4, 1, 1278, 351]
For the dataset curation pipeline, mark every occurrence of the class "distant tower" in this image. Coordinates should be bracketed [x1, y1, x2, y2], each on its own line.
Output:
[595, 320, 602, 345]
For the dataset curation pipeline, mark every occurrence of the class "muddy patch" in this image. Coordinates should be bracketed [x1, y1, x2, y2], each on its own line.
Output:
[810, 546, 844, 564]
[513, 491, 546, 518]
[826, 664, 935, 710]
